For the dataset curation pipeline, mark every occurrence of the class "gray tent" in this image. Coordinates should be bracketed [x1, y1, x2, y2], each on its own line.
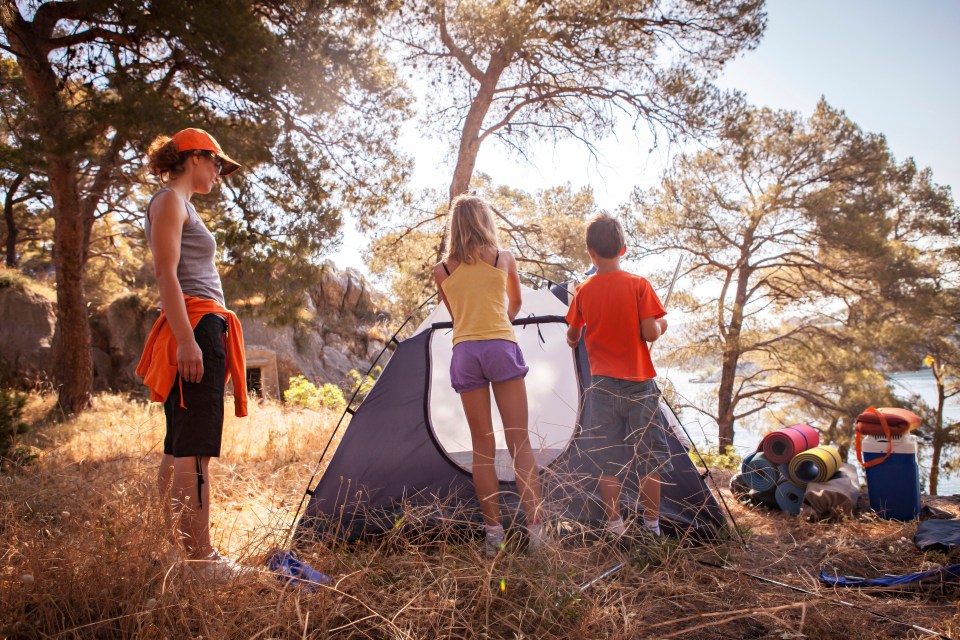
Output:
[293, 283, 729, 544]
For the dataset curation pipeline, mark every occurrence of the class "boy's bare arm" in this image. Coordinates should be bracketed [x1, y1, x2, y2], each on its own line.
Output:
[641, 316, 668, 343]
[566, 325, 582, 348]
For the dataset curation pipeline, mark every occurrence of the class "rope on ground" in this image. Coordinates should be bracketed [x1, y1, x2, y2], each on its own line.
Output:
[696, 560, 952, 640]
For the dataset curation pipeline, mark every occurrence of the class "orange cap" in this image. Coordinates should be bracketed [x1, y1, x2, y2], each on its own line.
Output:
[171, 128, 241, 176]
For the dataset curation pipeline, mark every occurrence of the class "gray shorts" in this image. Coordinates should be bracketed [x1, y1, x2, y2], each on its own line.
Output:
[581, 376, 674, 478]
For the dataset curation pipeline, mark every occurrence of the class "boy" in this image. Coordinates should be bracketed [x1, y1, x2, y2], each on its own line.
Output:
[565, 213, 672, 539]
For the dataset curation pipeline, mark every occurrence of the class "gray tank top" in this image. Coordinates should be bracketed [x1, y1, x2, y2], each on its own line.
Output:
[144, 188, 225, 307]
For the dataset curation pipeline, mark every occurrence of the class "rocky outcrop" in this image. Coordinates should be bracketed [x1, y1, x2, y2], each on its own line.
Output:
[0, 284, 55, 386]
[3, 263, 389, 393]
[239, 317, 383, 391]
[121, 262, 386, 392]
[313, 260, 376, 316]
[89, 295, 159, 391]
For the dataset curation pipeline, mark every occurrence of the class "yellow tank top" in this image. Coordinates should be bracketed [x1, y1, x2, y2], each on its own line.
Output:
[441, 261, 516, 346]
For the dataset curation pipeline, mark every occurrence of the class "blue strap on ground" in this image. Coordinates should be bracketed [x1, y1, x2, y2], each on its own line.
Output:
[819, 564, 960, 588]
[266, 549, 333, 589]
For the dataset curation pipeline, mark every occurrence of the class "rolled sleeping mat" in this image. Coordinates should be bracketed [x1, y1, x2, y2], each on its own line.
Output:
[741, 451, 779, 492]
[788, 445, 842, 488]
[729, 473, 752, 502]
[761, 424, 820, 464]
[775, 480, 806, 515]
[751, 485, 779, 510]
[778, 463, 791, 484]
[730, 472, 778, 509]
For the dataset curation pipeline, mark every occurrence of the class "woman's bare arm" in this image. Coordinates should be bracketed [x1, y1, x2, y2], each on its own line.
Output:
[150, 191, 204, 383]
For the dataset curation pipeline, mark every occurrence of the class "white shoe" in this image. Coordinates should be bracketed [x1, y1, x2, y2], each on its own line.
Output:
[191, 550, 252, 583]
[526, 521, 553, 556]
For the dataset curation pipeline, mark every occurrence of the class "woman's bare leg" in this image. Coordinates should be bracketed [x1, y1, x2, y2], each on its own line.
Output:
[170, 456, 213, 559]
[157, 453, 179, 546]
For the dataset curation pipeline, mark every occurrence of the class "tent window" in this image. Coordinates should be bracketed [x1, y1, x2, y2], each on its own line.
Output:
[427, 321, 579, 482]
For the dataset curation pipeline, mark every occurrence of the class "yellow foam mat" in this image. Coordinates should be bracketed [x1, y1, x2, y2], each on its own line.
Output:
[787, 445, 842, 488]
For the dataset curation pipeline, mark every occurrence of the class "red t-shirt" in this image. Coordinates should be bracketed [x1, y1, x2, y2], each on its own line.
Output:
[565, 270, 666, 381]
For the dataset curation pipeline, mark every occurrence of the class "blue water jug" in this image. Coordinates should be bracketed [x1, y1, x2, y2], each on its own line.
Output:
[861, 434, 921, 520]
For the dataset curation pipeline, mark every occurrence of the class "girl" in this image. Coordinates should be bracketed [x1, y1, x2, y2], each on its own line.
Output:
[433, 195, 546, 557]
[138, 128, 248, 581]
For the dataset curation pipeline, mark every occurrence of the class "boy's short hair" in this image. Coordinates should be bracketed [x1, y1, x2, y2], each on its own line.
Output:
[585, 213, 625, 259]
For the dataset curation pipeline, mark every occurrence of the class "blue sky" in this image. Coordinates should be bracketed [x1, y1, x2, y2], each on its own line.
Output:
[718, 0, 959, 194]
[332, 0, 960, 271]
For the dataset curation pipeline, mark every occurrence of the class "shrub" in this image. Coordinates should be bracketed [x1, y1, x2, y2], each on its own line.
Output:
[283, 375, 346, 411]
[345, 366, 382, 404]
[0, 388, 29, 460]
[693, 445, 742, 471]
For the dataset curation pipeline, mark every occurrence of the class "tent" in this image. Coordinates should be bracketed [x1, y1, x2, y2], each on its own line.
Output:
[292, 282, 729, 544]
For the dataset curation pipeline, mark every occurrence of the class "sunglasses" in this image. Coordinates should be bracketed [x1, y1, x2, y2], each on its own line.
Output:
[193, 150, 223, 173]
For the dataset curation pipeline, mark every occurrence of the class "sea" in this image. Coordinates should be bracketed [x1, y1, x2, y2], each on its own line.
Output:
[657, 367, 960, 495]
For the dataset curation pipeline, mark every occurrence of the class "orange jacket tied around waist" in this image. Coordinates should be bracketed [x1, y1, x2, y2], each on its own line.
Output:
[136, 296, 248, 417]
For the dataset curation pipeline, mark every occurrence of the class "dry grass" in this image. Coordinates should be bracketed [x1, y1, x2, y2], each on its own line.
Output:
[1, 393, 958, 639]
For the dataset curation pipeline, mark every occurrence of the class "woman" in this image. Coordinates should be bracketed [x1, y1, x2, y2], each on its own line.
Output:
[137, 128, 248, 581]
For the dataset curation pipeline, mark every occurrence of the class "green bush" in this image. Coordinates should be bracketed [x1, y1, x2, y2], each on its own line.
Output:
[345, 366, 382, 404]
[283, 375, 346, 411]
[0, 388, 29, 460]
[692, 445, 742, 471]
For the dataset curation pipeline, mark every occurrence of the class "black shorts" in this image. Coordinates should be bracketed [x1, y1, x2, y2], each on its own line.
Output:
[163, 314, 227, 458]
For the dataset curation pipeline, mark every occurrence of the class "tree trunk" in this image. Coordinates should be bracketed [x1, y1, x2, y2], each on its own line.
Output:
[5, 14, 93, 414]
[49, 157, 93, 413]
[929, 363, 946, 495]
[439, 42, 511, 257]
[716, 349, 737, 450]
[447, 74, 498, 196]
[3, 173, 25, 268]
[714, 253, 754, 450]
[930, 435, 941, 496]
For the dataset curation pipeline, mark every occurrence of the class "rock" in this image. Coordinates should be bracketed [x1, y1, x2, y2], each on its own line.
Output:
[322, 348, 355, 376]
[318, 261, 348, 310]
[313, 261, 376, 319]
[89, 294, 158, 391]
[342, 268, 366, 312]
[366, 339, 386, 360]
[0, 285, 55, 385]
[91, 347, 112, 387]
[293, 326, 325, 359]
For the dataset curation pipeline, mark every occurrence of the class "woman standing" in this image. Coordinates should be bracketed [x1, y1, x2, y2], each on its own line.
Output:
[433, 195, 546, 557]
[137, 128, 248, 581]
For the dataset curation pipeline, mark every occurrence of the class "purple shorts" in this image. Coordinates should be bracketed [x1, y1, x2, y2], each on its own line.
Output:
[449, 339, 529, 393]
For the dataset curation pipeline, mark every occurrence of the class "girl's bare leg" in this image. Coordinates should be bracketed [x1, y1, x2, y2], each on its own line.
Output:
[492, 378, 542, 524]
[460, 386, 500, 526]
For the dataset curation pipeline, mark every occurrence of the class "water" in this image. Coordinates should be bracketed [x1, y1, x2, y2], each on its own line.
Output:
[657, 367, 960, 494]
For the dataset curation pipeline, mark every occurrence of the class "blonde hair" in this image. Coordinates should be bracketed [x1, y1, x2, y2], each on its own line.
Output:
[445, 195, 500, 264]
